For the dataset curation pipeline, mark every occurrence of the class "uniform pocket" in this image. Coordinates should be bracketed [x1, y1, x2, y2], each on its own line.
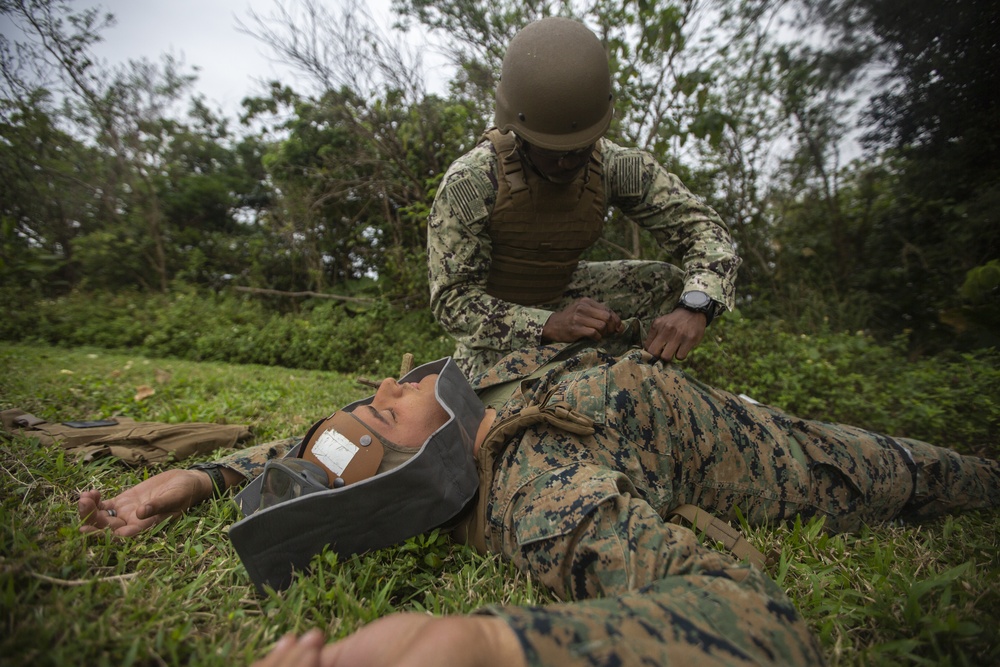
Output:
[800, 439, 866, 524]
[512, 467, 621, 547]
[538, 367, 609, 427]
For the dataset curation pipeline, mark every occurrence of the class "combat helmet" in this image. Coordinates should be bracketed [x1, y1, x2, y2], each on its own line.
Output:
[495, 17, 614, 151]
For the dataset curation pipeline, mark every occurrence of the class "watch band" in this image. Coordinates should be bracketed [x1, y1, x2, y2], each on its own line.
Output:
[189, 463, 227, 498]
[702, 302, 720, 327]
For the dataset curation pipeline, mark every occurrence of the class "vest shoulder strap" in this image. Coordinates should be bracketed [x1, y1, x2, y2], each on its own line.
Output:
[485, 127, 529, 197]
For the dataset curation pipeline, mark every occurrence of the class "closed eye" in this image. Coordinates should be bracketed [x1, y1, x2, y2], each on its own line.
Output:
[365, 405, 391, 426]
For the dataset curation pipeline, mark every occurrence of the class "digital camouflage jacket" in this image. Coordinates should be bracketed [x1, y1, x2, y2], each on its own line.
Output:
[461, 331, 998, 665]
[427, 136, 742, 377]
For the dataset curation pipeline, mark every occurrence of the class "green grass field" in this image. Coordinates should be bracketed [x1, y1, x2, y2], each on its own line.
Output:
[2, 343, 998, 666]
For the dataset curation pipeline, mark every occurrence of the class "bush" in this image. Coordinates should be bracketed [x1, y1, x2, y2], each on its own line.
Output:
[3, 290, 996, 454]
[0, 288, 454, 378]
[685, 313, 999, 455]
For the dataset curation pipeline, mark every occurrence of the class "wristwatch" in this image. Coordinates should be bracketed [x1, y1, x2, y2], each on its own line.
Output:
[678, 290, 721, 326]
[189, 462, 227, 498]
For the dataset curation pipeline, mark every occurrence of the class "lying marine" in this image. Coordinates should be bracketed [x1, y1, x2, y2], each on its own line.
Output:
[78, 326, 1000, 667]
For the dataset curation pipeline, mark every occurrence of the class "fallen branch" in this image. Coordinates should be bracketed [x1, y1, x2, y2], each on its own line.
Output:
[31, 571, 140, 587]
[232, 286, 375, 304]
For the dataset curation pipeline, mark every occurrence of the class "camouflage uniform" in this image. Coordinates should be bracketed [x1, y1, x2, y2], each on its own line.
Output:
[211, 335, 999, 666]
[427, 136, 742, 378]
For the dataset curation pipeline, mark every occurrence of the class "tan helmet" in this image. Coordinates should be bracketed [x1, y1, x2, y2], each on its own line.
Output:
[495, 17, 613, 151]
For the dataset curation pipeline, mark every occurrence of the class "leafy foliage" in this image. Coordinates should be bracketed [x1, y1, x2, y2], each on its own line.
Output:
[685, 313, 1000, 455]
[0, 288, 455, 378]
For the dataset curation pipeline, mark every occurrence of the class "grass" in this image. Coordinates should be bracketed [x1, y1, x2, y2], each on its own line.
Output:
[2, 342, 998, 666]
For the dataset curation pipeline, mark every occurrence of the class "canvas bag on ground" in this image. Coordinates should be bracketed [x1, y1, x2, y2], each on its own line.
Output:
[1, 408, 253, 465]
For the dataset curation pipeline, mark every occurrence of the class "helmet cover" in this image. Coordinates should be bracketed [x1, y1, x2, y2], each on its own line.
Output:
[229, 357, 483, 592]
[495, 17, 614, 150]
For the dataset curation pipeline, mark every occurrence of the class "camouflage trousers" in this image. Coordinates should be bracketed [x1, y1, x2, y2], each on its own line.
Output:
[454, 260, 686, 378]
[484, 458, 827, 665]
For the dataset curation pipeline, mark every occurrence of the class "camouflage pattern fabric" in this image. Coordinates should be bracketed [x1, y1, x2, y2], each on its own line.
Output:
[427, 136, 742, 378]
[468, 329, 998, 665]
[212, 436, 300, 481]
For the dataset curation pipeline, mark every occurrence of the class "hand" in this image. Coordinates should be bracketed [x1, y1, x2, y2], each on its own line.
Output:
[542, 297, 623, 344]
[253, 613, 526, 667]
[78, 468, 215, 537]
[643, 308, 708, 362]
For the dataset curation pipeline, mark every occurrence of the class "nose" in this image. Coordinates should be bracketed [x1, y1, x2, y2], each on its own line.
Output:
[375, 377, 401, 399]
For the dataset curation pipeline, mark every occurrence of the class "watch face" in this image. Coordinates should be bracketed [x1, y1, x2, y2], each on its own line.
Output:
[681, 291, 711, 309]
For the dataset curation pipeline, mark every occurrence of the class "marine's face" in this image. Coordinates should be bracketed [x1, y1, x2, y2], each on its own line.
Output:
[522, 141, 594, 184]
[351, 374, 450, 448]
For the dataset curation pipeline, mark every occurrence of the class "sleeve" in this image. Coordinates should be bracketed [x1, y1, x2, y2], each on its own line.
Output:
[483, 463, 822, 666]
[211, 436, 300, 483]
[427, 148, 554, 356]
[481, 572, 822, 667]
[605, 143, 742, 310]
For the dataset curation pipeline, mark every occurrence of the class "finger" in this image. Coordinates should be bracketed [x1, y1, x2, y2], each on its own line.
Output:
[318, 637, 349, 666]
[253, 633, 296, 667]
[136, 489, 188, 520]
[642, 325, 662, 352]
[659, 343, 680, 362]
[643, 331, 664, 357]
[78, 493, 100, 524]
[79, 496, 119, 530]
[646, 330, 679, 361]
[114, 522, 152, 538]
[580, 308, 617, 336]
[269, 631, 324, 667]
[674, 340, 693, 360]
[135, 502, 159, 521]
[608, 310, 625, 333]
[567, 315, 607, 340]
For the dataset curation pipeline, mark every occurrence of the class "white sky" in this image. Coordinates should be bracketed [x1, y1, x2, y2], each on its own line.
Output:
[2, 0, 447, 122]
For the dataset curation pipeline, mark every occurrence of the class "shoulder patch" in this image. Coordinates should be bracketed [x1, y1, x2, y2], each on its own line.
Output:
[446, 174, 490, 224]
[612, 153, 645, 198]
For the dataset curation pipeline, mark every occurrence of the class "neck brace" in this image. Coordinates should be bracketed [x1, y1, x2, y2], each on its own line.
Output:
[229, 357, 483, 592]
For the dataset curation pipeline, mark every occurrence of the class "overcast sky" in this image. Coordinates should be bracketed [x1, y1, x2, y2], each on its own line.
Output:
[2, 0, 447, 121]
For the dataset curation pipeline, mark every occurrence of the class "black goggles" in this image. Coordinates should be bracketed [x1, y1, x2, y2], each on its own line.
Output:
[258, 458, 333, 510]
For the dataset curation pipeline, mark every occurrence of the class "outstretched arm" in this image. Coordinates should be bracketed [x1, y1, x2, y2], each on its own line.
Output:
[77, 437, 300, 537]
[78, 466, 244, 537]
[252, 614, 526, 667]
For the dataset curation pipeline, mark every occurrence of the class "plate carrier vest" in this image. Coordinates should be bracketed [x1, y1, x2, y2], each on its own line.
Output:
[484, 128, 607, 305]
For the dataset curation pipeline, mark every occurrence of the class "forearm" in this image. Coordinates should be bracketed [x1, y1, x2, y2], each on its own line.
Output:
[637, 194, 739, 308]
[428, 220, 551, 351]
[613, 153, 741, 309]
[431, 276, 552, 352]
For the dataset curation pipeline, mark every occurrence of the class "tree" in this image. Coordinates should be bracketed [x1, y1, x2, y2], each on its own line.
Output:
[0, 92, 100, 290]
[792, 0, 1000, 349]
[237, 0, 482, 301]
[2, 0, 265, 293]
